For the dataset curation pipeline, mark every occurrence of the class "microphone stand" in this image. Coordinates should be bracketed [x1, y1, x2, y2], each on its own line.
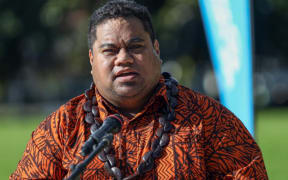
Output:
[66, 133, 114, 180]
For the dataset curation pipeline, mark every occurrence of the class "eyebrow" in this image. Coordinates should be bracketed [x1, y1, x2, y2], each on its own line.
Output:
[99, 43, 117, 49]
[98, 37, 145, 49]
[127, 37, 144, 44]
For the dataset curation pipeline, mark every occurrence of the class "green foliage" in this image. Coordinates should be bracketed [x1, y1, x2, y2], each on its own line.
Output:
[0, 10, 22, 37]
[1, 0, 287, 105]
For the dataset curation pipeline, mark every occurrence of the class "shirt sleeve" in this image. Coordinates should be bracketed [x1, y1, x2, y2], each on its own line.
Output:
[203, 98, 268, 179]
[10, 107, 68, 180]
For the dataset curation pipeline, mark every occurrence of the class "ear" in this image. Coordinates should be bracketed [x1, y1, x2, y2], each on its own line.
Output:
[153, 40, 162, 64]
[153, 40, 160, 56]
[89, 49, 94, 66]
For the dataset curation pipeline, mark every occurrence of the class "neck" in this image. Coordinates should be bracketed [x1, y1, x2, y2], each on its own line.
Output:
[98, 85, 159, 116]
[111, 91, 153, 115]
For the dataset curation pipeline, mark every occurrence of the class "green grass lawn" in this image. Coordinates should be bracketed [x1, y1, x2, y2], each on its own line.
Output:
[0, 114, 45, 179]
[255, 107, 288, 180]
[0, 108, 287, 179]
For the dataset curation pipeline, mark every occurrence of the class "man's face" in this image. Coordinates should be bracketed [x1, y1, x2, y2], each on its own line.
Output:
[89, 17, 162, 106]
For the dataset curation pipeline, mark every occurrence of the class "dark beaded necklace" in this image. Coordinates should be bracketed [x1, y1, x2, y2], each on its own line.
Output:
[82, 72, 178, 180]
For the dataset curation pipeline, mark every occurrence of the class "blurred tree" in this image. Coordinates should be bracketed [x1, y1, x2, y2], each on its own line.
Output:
[0, 0, 287, 106]
[254, 0, 288, 58]
[0, 0, 104, 103]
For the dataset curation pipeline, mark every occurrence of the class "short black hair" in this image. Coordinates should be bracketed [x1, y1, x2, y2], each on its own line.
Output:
[88, 0, 156, 50]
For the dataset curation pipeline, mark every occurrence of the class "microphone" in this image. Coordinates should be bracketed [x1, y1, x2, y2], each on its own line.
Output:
[81, 114, 123, 156]
[67, 134, 114, 180]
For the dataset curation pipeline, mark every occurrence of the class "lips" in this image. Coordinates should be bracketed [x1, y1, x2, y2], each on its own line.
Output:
[114, 69, 139, 82]
[116, 72, 137, 77]
[115, 69, 139, 78]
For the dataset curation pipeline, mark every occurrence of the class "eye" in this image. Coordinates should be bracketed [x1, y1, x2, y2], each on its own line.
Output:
[128, 44, 144, 53]
[103, 48, 118, 55]
[129, 44, 142, 49]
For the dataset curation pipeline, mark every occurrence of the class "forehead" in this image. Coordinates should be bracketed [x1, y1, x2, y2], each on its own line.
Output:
[94, 17, 149, 45]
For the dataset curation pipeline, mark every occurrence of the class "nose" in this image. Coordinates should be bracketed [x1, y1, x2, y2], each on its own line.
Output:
[115, 48, 134, 66]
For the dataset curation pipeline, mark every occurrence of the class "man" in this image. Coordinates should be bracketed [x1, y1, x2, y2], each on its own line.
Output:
[10, 0, 268, 179]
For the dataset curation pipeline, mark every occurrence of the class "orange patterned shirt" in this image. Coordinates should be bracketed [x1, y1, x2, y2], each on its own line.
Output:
[10, 79, 268, 179]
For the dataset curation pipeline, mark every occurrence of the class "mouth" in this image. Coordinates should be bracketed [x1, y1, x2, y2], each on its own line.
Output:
[114, 70, 139, 81]
[116, 72, 138, 77]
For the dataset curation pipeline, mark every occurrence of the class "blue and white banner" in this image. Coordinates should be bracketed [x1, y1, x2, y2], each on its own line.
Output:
[198, 0, 254, 135]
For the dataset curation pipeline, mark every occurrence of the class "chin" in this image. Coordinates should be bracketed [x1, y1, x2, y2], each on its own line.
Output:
[115, 90, 140, 98]
[114, 86, 144, 98]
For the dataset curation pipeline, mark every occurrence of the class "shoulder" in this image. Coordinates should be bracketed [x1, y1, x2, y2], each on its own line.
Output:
[175, 85, 240, 132]
[39, 94, 86, 141]
[62, 94, 86, 120]
[46, 94, 86, 124]
[176, 85, 223, 115]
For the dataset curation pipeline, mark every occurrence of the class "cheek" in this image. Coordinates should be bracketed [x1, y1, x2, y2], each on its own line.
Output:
[147, 54, 162, 72]
[92, 59, 112, 82]
[136, 51, 159, 66]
